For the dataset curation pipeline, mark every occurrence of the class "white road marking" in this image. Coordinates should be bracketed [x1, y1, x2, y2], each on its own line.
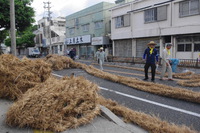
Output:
[52, 73, 65, 78]
[99, 87, 200, 118]
[52, 73, 200, 118]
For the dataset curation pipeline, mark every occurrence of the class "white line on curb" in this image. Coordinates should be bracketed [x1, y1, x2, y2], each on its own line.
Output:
[52, 73, 200, 118]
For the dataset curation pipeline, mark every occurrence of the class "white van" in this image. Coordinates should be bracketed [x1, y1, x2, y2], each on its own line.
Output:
[27, 47, 40, 58]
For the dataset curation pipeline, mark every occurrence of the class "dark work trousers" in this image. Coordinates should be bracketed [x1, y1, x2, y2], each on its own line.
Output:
[144, 63, 156, 80]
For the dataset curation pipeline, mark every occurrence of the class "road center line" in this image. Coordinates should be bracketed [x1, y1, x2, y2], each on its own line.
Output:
[52, 73, 200, 118]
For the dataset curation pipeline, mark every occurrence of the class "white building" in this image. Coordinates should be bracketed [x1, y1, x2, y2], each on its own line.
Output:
[111, 0, 200, 59]
[34, 17, 66, 55]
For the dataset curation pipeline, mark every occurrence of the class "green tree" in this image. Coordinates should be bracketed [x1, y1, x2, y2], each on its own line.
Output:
[0, 29, 8, 54]
[19, 29, 36, 47]
[5, 25, 36, 47]
[0, 0, 35, 32]
[0, 29, 8, 44]
[5, 38, 11, 47]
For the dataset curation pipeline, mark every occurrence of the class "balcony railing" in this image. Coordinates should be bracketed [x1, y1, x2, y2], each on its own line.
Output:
[46, 36, 65, 45]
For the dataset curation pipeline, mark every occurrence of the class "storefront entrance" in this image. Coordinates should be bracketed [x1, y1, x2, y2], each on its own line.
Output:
[80, 45, 94, 59]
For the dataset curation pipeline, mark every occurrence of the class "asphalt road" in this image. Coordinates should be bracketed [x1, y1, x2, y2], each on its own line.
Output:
[53, 61, 200, 131]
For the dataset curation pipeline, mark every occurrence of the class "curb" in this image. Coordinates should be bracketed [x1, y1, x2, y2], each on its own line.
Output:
[100, 105, 148, 133]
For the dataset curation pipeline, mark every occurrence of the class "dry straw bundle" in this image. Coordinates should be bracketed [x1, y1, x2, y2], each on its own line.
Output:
[92, 63, 200, 87]
[3, 55, 198, 132]
[172, 71, 200, 87]
[40, 55, 200, 102]
[82, 65, 200, 104]
[84, 65, 121, 82]
[92, 63, 144, 71]
[0, 54, 52, 100]
[43, 54, 80, 70]
[178, 79, 200, 87]
[99, 96, 197, 133]
[173, 71, 194, 79]
[6, 76, 100, 132]
[177, 74, 200, 87]
[93, 63, 200, 78]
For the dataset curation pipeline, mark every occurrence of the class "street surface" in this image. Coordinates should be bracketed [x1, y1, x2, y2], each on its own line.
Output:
[53, 60, 200, 131]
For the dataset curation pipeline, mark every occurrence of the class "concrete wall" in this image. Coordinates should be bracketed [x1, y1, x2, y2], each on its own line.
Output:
[66, 2, 116, 38]
[111, 4, 132, 40]
[110, 0, 200, 59]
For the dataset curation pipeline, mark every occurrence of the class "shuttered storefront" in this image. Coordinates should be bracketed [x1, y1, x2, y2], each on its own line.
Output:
[114, 39, 132, 57]
[136, 38, 159, 57]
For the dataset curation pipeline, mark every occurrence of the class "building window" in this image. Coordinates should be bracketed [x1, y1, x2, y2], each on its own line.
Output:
[58, 21, 65, 27]
[75, 18, 79, 27]
[60, 45, 62, 51]
[194, 43, 200, 51]
[177, 35, 200, 52]
[194, 36, 200, 52]
[50, 20, 53, 26]
[144, 5, 167, 23]
[69, 28, 75, 35]
[144, 8, 157, 22]
[177, 44, 192, 51]
[115, 14, 130, 28]
[185, 44, 192, 51]
[94, 21, 103, 29]
[177, 36, 192, 52]
[41, 23, 44, 27]
[179, 0, 200, 17]
[115, 16, 123, 28]
[177, 44, 184, 51]
[82, 24, 89, 32]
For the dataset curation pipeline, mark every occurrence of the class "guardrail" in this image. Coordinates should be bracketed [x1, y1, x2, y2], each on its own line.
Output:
[178, 58, 200, 68]
[107, 56, 200, 68]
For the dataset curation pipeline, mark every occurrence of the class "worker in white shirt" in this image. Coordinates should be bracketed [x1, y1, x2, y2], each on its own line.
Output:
[95, 49, 100, 64]
[160, 43, 173, 81]
[97, 47, 105, 70]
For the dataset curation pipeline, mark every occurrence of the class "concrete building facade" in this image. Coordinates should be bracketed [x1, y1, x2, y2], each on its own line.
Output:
[65, 2, 116, 59]
[110, 0, 200, 59]
[34, 17, 66, 55]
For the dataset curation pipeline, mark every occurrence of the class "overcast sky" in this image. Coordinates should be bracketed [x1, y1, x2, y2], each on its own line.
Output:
[31, 0, 116, 23]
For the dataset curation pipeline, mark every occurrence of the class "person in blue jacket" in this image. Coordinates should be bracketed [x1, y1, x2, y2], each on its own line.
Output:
[170, 58, 179, 73]
[143, 41, 159, 82]
[69, 48, 76, 60]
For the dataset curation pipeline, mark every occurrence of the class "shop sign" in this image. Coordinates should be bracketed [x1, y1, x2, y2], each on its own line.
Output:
[92, 37, 109, 45]
[65, 35, 91, 45]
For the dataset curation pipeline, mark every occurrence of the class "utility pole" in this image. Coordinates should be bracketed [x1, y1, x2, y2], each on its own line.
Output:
[44, 1, 52, 54]
[10, 0, 16, 56]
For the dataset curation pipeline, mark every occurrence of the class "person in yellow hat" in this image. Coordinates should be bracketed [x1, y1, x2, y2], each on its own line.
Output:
[143, 41, 159, 82]
[97, 47, 105, 70]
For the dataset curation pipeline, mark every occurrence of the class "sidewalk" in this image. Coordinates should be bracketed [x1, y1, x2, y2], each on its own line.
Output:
[0, 99, 147, 133]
